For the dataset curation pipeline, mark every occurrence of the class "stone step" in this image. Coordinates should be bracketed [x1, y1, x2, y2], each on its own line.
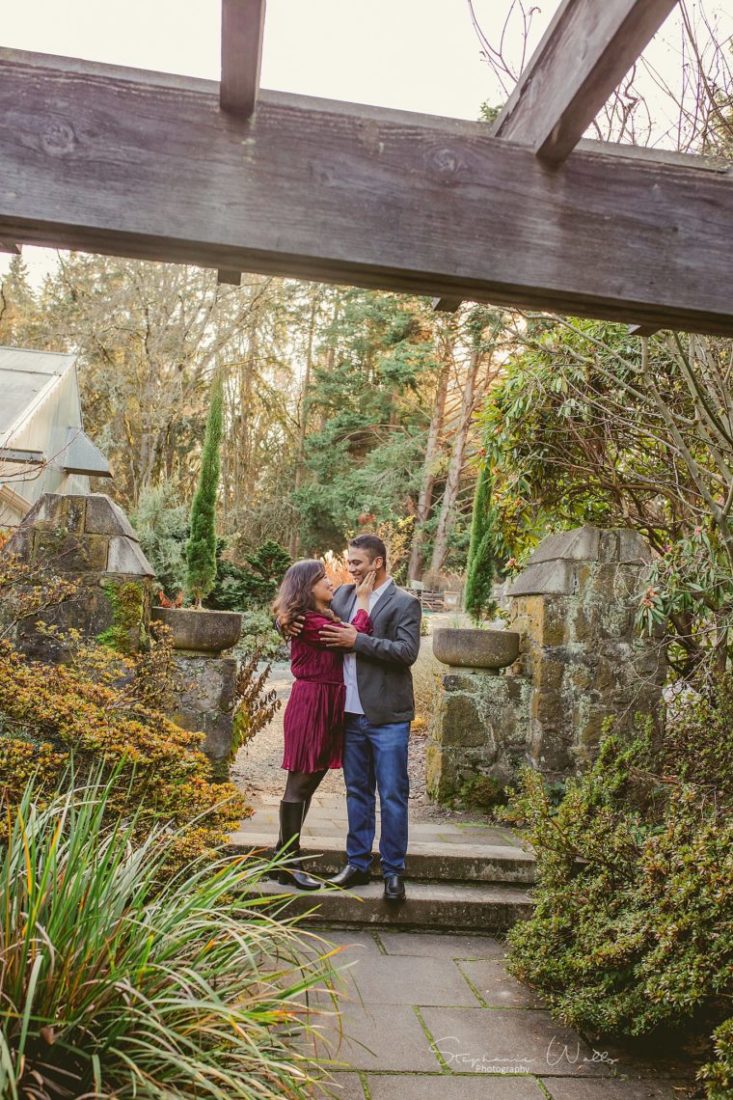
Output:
[230, 830, 536, 884]
[252, 877, 534, 932]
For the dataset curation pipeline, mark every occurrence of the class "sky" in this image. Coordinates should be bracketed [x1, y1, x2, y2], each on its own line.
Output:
[1, 0, 732, 285]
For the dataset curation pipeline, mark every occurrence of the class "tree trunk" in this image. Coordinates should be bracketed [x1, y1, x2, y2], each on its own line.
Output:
[426, 342, 482, 581]
[289, 287, 321, 558]
[407, 323, 452, 582]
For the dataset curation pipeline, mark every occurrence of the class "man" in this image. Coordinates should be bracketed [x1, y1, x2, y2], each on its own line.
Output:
[319, 534, 421, 903]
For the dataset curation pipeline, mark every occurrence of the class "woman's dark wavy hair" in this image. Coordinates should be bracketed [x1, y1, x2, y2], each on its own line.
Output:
[272, 559, 329, 626]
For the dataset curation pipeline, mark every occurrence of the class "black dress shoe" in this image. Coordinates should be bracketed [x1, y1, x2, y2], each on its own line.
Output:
[274, 862, 322, 891]
[327, 864, 371, 888]
[383, 874, 406, 903]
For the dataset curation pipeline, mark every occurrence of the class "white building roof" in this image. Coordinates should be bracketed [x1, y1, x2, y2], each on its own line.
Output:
[0, 346, 77, 436]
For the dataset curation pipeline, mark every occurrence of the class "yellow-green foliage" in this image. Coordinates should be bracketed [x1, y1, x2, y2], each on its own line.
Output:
[0, 640, 249, 862]
[505, 694, 733, 1096]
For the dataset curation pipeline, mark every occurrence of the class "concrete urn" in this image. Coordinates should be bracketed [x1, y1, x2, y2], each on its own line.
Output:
[151, 607, 242, 654]
[433, 627, 520, 670]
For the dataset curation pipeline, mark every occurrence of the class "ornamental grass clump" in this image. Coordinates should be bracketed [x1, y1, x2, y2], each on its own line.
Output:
[0, 775, 339, 1099]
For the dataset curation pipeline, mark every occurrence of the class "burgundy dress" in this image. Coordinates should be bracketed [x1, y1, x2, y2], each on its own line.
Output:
[281, 609, 372, 772]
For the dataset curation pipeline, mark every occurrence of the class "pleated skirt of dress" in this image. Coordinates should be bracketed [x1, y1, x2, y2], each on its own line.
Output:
[281, 679, 346, 772]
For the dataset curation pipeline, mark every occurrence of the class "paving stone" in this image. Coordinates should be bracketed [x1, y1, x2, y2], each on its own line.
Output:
[365, 1074, 544, 1099]
[318, 1003, 441, 1072]
[318, 930, 384, 955]
[541, 1081, 689, 1100]
[332, 953, 481, 1007]
[378, 931, 507, 960]
[458, 960, 544, 1008]
[323, 1072, 366, 1098]
[419, 1007, 622, 1077]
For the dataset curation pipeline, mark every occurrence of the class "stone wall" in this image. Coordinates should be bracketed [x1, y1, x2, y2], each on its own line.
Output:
[428, 525, 666, 801]
[3, 492, 154, 659]
[2, 492, 240, 774]
[426, 668, 531, 803]
[508, 527, 665, 779]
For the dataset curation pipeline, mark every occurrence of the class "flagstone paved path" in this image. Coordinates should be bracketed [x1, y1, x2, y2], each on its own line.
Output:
[233, 665, 701, 1098]
[314, 929, 698, 1100]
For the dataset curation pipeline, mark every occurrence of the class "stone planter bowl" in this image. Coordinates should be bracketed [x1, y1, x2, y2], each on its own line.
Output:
[151, 607, 242, 654]
[433, 627, 520, 669]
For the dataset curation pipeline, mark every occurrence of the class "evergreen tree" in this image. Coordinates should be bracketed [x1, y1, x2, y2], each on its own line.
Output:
[186, 374, 223, 608]
[464, 461, 497, 623]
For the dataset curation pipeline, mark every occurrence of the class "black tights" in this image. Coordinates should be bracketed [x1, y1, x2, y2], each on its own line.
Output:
[283, 768, 327, 804]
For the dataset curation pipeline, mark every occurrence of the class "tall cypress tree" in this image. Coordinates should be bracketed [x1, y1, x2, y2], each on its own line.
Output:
[464, 461, 497, 623]
[186, 374, 223, 609]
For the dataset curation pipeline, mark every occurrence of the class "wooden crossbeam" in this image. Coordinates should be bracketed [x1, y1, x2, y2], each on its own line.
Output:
[492, 0, 678, 163]
[218, 0, 265, 284]
[431, 296, 463, 313]
[220, 0, 266, 119]
[628, 324, 660, 337]
[1, 50, 732, 335]
[0, 241, 20, 254]
[217, 268, 243, 286]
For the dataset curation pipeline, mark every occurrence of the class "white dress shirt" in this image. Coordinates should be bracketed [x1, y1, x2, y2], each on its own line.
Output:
[343, 577, 393, 714]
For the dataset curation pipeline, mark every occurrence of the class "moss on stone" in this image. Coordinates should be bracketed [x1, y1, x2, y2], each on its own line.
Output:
[97, 581, 146, 655]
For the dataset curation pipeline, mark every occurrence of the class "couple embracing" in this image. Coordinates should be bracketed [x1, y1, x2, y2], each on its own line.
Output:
[272, 534, 422, 903]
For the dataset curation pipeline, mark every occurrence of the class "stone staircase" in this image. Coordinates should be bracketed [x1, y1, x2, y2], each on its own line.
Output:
[230, 793, 536, 932]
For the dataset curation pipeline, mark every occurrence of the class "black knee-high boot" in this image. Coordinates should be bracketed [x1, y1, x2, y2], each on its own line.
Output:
[274, 800, 320, 890]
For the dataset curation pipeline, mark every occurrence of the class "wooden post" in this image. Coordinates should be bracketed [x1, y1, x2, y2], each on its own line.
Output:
[492, 0, 678, 163]
[220, 0, 266, 119]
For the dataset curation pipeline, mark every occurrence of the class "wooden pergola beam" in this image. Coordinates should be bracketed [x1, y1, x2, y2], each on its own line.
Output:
[218, 0, 266, 285]
[217, 268, 243, 286]
[220, 0, 266, 119]
[1, 49, 731, 335]
[628, 323, 660, 337]
[431, 296, 463, 313]
[0, 241, 20, 254]
[492, 0, 678, 163]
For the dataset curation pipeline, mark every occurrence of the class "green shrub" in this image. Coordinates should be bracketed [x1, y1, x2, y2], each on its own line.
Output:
[458, 772, 510, 813]
[236, 606, 288, 661]
[0, 774, 338, 1099]
[505, 700, 733, 1094]
[0, 638, 248, 863]
[209, 539, 292, 613]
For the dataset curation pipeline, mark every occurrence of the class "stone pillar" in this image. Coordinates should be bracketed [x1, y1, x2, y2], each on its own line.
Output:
[427, 525, 665, 804]
[507, 526, 665, 780]
[2, 492, 154, 660]
[166, 655, 238, 780]
[426, 668, 531, 804]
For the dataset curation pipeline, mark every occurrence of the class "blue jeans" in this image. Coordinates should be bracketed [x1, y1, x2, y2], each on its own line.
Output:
[342, 713, 410, 877]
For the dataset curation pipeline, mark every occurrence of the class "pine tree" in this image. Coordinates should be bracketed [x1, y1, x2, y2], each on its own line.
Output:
[464, 461, 497, 623]
[186, 374, 223, 608]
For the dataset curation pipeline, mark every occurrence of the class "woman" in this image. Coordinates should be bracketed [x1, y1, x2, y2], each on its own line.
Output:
[271, 559, 374, 889]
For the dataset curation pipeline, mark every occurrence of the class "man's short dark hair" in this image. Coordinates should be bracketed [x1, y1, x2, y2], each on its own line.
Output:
[349, 534, 387, 564]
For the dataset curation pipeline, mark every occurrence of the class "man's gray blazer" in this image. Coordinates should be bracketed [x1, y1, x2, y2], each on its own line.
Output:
[331, 582, 422, 726]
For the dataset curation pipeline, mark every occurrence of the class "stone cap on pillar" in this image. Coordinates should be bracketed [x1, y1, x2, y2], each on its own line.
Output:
[508, 526, 651, 597]
[5, 492, 155, 578]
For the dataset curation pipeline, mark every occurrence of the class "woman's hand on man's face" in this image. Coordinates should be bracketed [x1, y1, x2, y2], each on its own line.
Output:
[355, 569, 377, 598]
